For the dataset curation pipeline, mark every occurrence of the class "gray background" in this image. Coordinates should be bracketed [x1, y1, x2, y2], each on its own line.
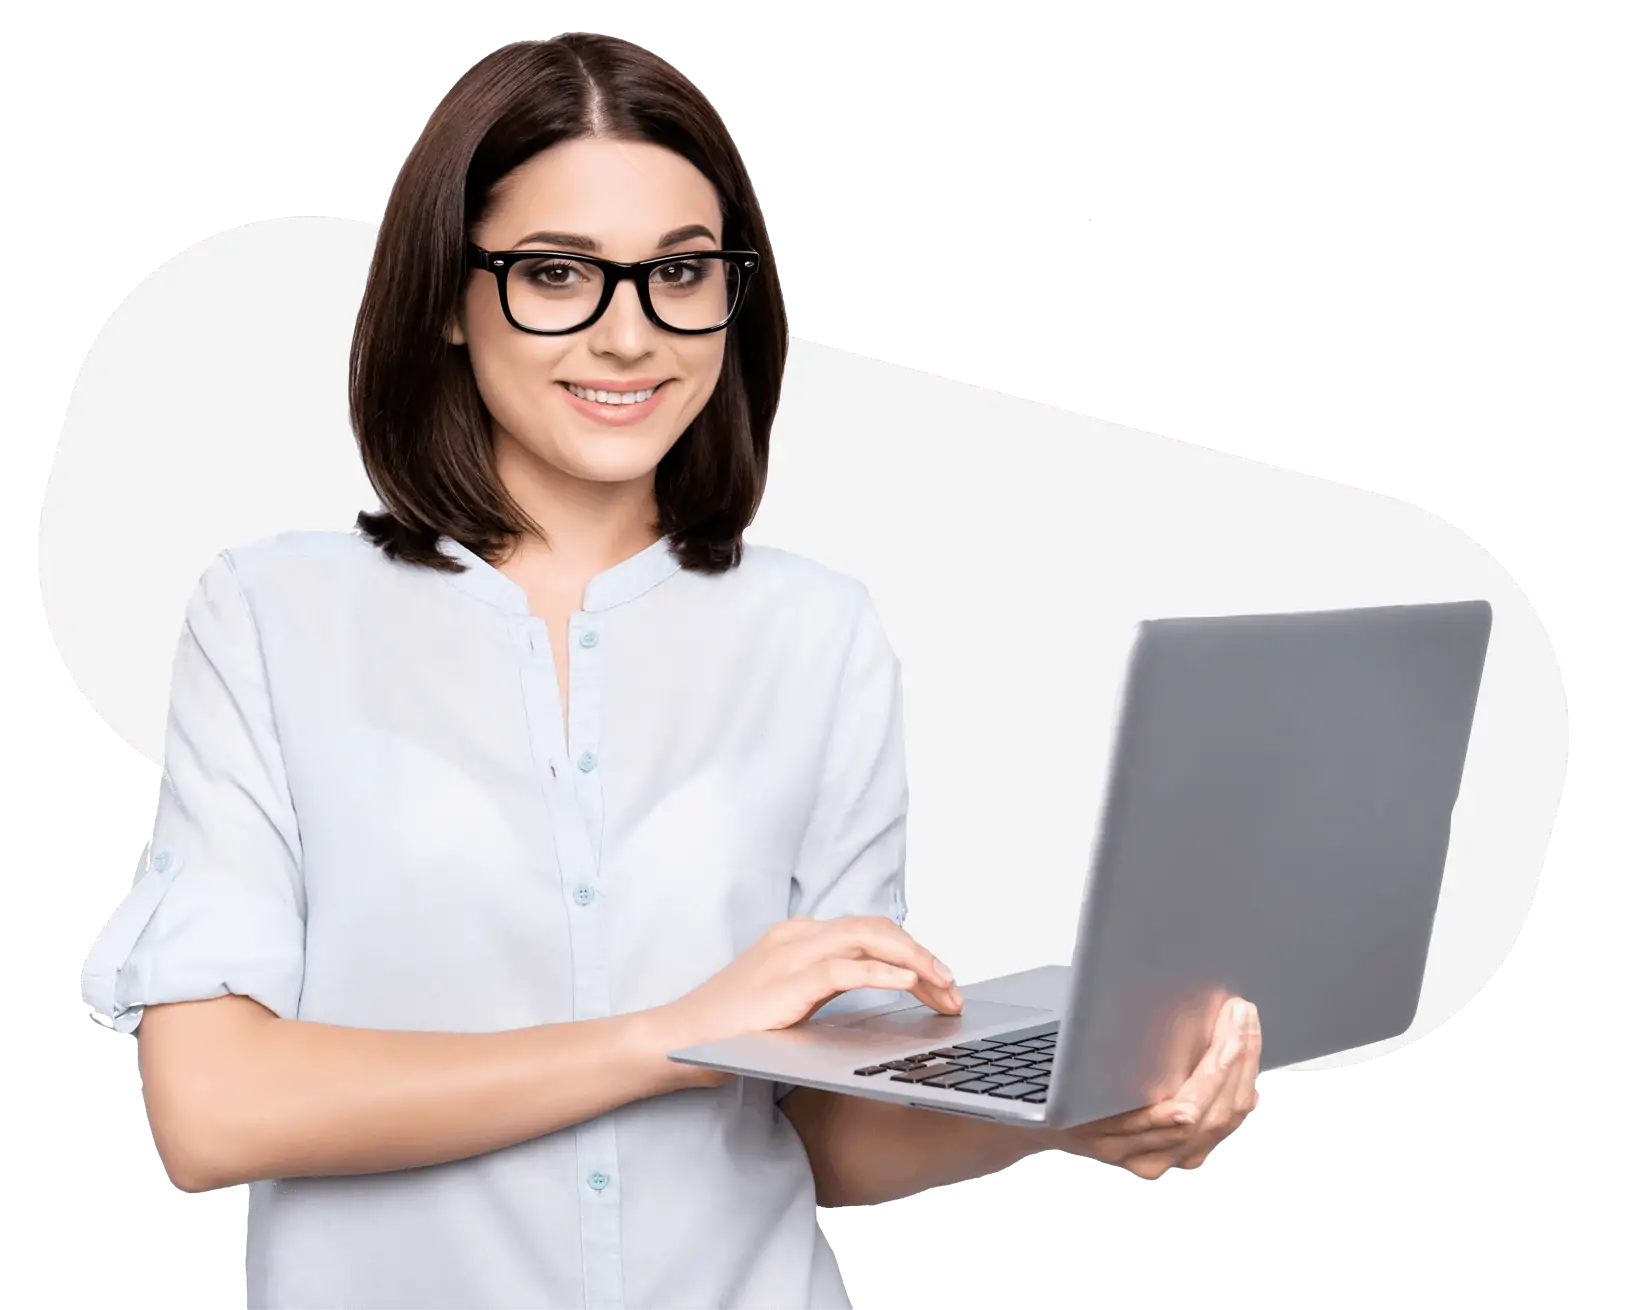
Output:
[6, 0, 1636, 1301]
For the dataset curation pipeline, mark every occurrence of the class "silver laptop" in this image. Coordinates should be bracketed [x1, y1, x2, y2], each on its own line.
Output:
[669, 599, 1493, 1129]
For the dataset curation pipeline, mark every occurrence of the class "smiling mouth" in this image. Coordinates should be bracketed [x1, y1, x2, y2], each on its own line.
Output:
[558, 381, 667, 406]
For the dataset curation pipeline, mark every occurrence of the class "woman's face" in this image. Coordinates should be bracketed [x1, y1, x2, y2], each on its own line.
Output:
[449, 137, 729, 491]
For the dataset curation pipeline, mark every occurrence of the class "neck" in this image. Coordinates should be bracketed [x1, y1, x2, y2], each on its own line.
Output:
[490, 431, 661, 587]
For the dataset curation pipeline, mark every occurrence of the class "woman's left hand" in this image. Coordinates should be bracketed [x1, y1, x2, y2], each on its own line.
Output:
[1037, 995, 1262, 1180]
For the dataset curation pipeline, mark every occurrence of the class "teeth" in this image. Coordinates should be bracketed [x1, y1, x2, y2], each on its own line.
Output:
[565, 382, 658, 405]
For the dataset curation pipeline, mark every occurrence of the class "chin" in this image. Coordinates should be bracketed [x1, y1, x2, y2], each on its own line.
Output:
[507, 415, 681, 487]
[562, 439, 676, 486]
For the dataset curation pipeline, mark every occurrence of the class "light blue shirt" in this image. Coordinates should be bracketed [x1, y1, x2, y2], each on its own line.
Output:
[80, 527, 911, 1310]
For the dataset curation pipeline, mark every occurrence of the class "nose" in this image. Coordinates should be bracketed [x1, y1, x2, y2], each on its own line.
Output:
[587, 274, 655, 357]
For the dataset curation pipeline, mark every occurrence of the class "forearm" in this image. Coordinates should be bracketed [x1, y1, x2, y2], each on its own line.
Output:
[138, 996, 692, 1191]
[782, 1087, 1056, 1206]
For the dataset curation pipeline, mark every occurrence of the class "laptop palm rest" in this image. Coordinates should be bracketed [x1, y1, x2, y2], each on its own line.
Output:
[806, 998, 1051, 1042]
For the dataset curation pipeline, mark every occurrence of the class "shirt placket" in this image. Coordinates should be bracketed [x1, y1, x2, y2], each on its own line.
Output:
[512, 609, 623, 1310]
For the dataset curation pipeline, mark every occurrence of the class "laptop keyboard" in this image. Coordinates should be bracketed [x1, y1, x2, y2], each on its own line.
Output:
[851, 1027, 1057, 1104]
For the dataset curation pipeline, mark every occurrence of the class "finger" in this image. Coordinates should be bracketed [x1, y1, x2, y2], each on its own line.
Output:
[1130, 1124, 1222, 1176]
[842, 916, 959, 1001]
[814, 916, 962, 1008]
[798, 959, 933, 1019]
[800, 990, 846, 1021]
[1121, 1150, 1177, 1182]
[909, 977, 964, 1014]
[1206, 1001, 1253, 1107]
[1130, 1111, 1235, 1176]
[1095, 1122, 1200, 1158]
[1229, 1002, 1262, 1115]
[1090, 1011, 1250, 1167]
[890, 971, 962, 1014]
[1176, 1098, 1247, 1169]
[809, 957, 921, 1002]
[1053, 1103, 1195, 1170]
[820, 957, 960, 1015]
[1190, 1002, 1258, 1144]
[1175, 1140, 1220, 1170]
[1169, 996, 1243, 1122]
[1182, 1058, 1255, 1170]
[1212, 1001, 1260, 1122]
[1182, 999, 1268, 1163]
[1083, 1095, 1204, 1139]
[1130, 1104, 1235, 1176]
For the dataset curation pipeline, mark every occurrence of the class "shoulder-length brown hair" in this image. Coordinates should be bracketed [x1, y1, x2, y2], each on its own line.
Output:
[350, 34, 787, 575]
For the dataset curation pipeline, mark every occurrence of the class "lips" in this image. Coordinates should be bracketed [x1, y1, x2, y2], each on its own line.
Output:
[561, 379, 665, 397]
[554, 378, 671, 426]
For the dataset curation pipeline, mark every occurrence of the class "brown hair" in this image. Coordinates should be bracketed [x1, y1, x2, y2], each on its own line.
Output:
[349, 34, 788, 575]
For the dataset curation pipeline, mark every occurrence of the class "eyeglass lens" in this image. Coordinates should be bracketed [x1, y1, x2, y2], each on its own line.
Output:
[506, 254, 743, 331]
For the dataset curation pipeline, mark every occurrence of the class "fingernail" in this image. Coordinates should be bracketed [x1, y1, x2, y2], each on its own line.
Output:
[1231, 1000, 1246, 1025]
[933, 958, 953, 984]
[1171, 1107, 1196, 1125]
[1220, 1036, 1241, 1067]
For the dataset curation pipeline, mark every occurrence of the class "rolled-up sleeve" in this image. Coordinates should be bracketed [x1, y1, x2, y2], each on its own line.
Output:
[776, 584, 911, 1100]
[80, 549, 306, 1035]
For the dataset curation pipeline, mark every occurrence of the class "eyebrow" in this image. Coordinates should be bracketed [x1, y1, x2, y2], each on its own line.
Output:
[510, 224, 719, 252]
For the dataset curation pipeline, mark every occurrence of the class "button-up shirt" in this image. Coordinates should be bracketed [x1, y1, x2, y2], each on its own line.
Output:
[80, 527, 911, 1310]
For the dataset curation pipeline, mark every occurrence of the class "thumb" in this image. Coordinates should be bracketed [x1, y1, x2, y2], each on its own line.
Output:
[802, 989, 845, 1021]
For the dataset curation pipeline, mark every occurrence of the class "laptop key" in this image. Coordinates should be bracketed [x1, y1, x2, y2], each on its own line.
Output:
[1023, 1091, 1048, 1103]
[984, 1083, 1042, 1099]
[961, 1063, 1011, 1078]
[930, 1048, 969, 1059]
[953, 1078, 1005, 1093]
[889, 1062, 967, 1083]
[852, 1066, 887, 1076]
[922, 1069, 983, 1089]
[953, 1041, 1002, 1052]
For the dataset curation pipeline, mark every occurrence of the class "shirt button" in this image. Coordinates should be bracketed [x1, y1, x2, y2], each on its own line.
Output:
[586, 1169, 610, 1192]
[152, 850, 173, 872]
[577, 750, 598, 773]
[573, 884, 596, 906]
[579, 629, 599, 648]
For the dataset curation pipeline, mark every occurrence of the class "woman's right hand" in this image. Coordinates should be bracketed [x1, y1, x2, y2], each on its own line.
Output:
[658, 915, 963, 1088]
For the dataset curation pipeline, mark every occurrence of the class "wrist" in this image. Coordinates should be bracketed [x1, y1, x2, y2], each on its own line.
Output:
[622, 1002, 707, 1094]
[1015, 1122, 1066, 1158]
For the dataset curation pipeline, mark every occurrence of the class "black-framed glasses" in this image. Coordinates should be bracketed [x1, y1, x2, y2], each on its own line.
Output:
[465, 243, 760, 335]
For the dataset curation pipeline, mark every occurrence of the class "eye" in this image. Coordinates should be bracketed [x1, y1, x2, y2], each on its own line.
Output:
[652, 258, 706, 288]
[520, 258, 592, 291]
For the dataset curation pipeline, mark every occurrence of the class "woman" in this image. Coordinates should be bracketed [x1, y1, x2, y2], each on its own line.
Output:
[79, 33, 1261, 1310]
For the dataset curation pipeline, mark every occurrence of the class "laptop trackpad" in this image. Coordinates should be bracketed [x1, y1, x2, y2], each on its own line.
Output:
[808, 998, 1049, 1041]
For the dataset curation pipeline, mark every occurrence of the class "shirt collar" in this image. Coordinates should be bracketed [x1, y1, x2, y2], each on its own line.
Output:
[434, 533, 682, 615]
